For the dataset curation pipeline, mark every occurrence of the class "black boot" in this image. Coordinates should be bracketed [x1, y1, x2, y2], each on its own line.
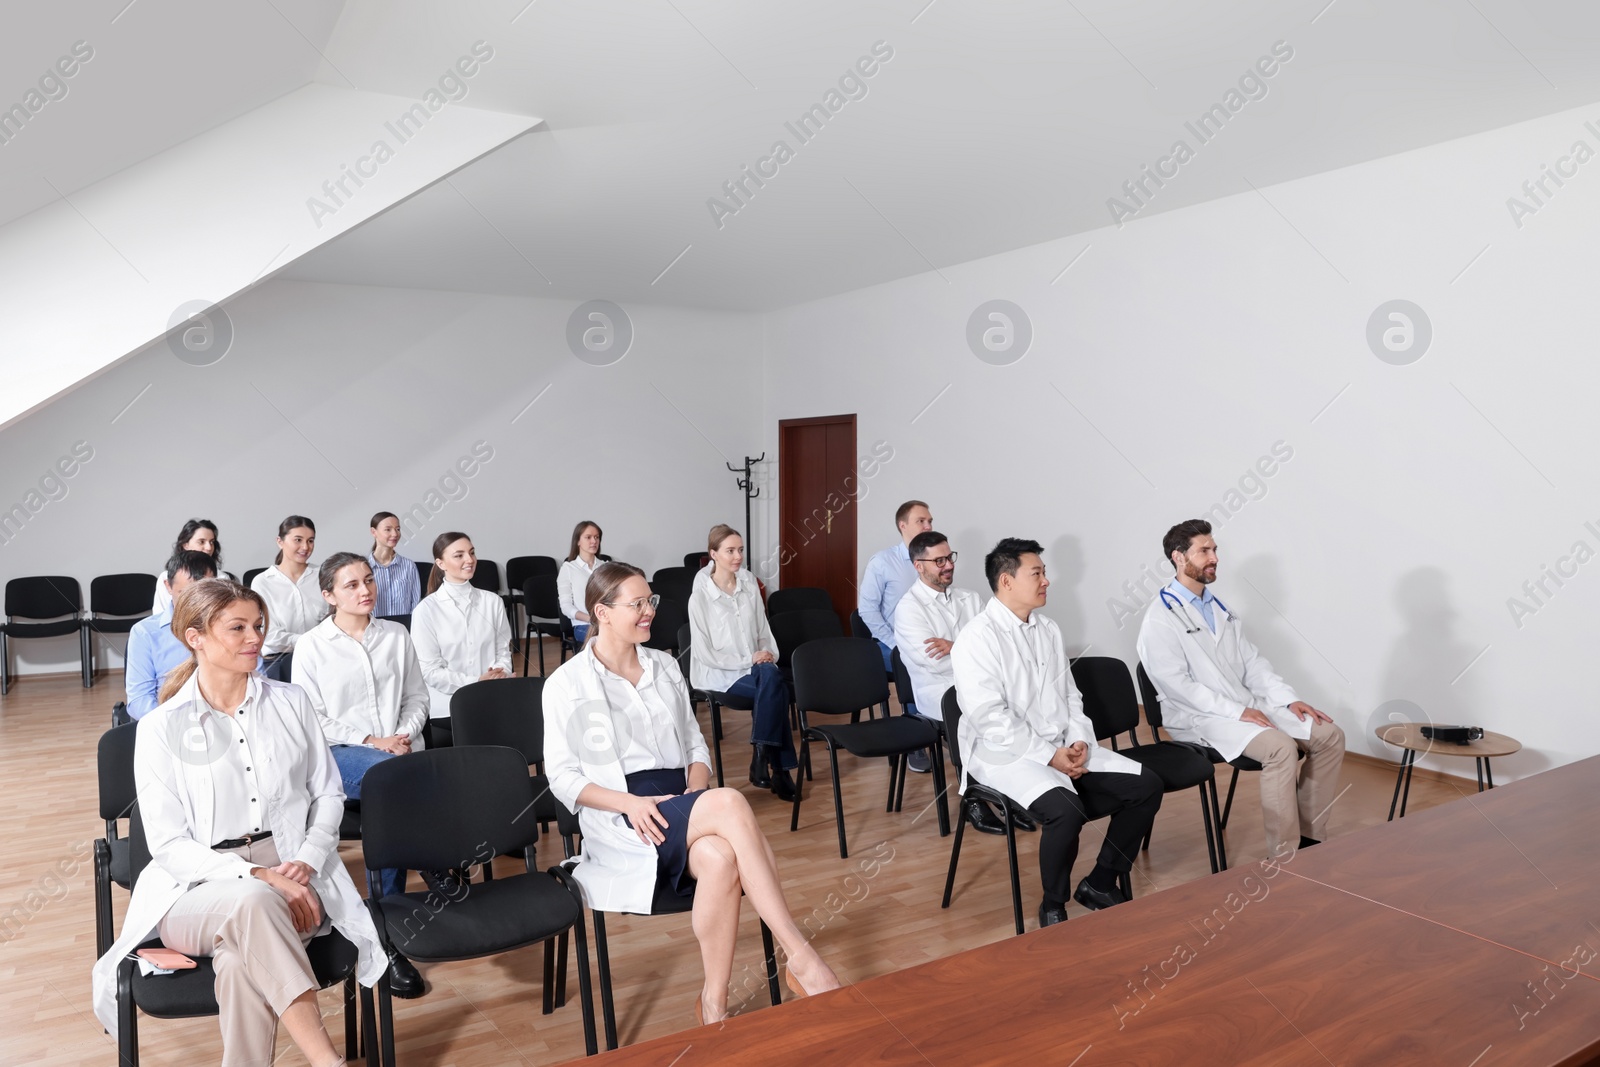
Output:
[387, 949, 426, 999]
[767, 747, 796, 801]
[749, 745, 772, 789]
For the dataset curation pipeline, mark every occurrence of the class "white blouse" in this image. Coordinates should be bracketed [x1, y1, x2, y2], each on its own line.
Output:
[557, 557, 597, 622]
[891, 579, 984, 719]
[250, 565, 323, 655]
[293, 616, 430, 747]
[410, 579, 513, 719]
[687, 565, 777, 692]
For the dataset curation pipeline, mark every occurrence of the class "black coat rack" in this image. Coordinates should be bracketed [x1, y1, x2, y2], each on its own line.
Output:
[728, 454, 764, 569]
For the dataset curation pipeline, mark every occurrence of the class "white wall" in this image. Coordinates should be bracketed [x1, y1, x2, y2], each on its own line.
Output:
[0, 279, 762, 679]
[758, 99, 1600, 781]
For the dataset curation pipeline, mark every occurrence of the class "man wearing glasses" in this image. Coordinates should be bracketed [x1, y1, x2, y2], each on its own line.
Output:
[893, 531, 1012, 834]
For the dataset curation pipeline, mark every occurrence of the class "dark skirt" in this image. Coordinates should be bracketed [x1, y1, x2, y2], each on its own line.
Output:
[623, 768, 703, 899]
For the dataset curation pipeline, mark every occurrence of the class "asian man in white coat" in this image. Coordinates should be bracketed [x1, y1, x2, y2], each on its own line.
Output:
[952, 538, 1162, 928]
[1136, 519, 1344, 861]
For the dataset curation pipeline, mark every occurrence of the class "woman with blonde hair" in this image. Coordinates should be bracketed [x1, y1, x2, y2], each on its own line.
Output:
[92, 578, 386, 1065]
[544, 562, 840, 1025]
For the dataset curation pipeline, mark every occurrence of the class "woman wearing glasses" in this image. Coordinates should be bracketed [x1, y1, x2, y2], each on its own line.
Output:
[688, 524, 796, 800]
[544, 562, 840, 1025]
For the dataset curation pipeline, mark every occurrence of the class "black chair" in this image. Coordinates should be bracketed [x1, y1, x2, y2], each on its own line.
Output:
[650, 567, 695, 609]
[94, 722, 138, 959]
[361, 746, 596, 1063]
[767, 586, 832, 617]
[450, 676, 576, 854]
[111, 700, 131, 727]
[84, 573, 157, 685]
[788, 637, 947, 858]
[939, 687, 1035, 936]
[1136, 662, 1300, 837]
[522, 575, 576, 676]
[644, 597, 689, 655]
[242, 567, 266, 589]
[675, 622, 741, 787]
[1, 575, 88, 693]
[1073, 656, 1222, 874]
[116, 804, 367, 1066]
[505, 556, 559, 642]
[470, 559, 503, 596]
[683, 552, 708, 572]
[375, 613, 411, 631]
[848, 608, 872, 641]
[414, 560, 432, 590]
[770, 608, 845, 755]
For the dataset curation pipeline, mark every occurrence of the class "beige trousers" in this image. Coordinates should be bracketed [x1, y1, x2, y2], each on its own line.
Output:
[157, 838, 322, 1067]
[1240, 719, 1345, 860]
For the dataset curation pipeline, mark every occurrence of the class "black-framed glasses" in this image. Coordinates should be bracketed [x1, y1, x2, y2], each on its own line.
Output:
[916, 552, 958, 567]
[607, 594, 661, 614]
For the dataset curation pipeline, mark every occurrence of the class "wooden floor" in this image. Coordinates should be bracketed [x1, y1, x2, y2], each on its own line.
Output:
[0, 661, 1481, 1066]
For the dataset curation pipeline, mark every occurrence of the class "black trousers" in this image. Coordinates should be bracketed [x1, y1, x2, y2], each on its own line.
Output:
[1025, 767, 1163, 905]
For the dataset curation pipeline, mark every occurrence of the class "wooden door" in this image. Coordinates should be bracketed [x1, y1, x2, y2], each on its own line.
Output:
[778, 415, 858, 629]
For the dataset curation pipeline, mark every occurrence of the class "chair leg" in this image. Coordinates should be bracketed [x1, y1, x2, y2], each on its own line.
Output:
[360, 983, 379, 1067]
[760, 920, 781, 1006]
[941, 805, 967, 909]
[594, 910, 618, 1051]
[94, 840, 113, 959]
[522, 627, 531, 676]
[790, 737, 807, 832]
[709, 700, 725, 787]
[538, 634, 547, 677]
[1209, 778, 1228, 869]
[894, 754, 909, 813]
[81, 624, 93, 688]
[569, 906, 598, 1057]
[0, 631, 9, 695]
[555, 930, 569, 1009]
[1220, 766, 1241, 829]
[1198, 782, 1221, 874]
[884, 756, 900, 813]
[343, 975, 358, 1060]
[932, 735, 950, 837]
[827, 742, 849, 859]
[377, 976, 396, 1067]
[1003, 806, 1024, 936]
[117, 959, 139, 1066]
[542, 937, 555, 1015]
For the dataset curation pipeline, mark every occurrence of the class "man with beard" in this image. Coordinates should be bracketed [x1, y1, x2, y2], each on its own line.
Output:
[1136, 519, 1344, 860]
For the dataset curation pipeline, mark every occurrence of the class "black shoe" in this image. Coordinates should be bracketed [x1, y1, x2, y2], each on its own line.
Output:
[963, 797, 1007, 835]
[1008, 806, 1037, 832]
[749, 746, 772, 789]
[1072, 877, 1129, 912]
[907, 748, 932, 774]
[768, 749, 797, 801]
[1038, 901, 1068, 928]
[387, 951, 426, 999]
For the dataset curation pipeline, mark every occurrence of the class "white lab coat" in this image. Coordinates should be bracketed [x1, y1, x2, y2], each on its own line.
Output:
[557, 557, 597, 623]
[292, 616, 430, 748]
[543, 646, 712, 914]
[891, 579, 983, 719]
[251, 565, 324, 655]
[951, 598, 1141, 808]
[687, 566, 777, 693]
[91, 674, 386, 1036]
[410, 580, 513, 719]
[1134, 585, 1308, 762]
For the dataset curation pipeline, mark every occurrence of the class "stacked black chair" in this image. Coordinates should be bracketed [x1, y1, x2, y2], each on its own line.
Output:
[789, 637, 947, 858]
[649, 567, 695, 609]
[360, 746, 596, 1063]
[84, 573, 157, 685]
[1072, 656, 1222, 874]
[766, 586, 832, 617]
[1, 575, 88, 692]
[505, 555, 559, 645]
[522, 575, 577, 676]
[93, 722, 138, 958]
[115, 804, 367, 1066]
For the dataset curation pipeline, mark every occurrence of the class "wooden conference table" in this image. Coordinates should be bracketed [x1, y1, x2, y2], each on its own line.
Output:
[583, 756, 1600, 1066]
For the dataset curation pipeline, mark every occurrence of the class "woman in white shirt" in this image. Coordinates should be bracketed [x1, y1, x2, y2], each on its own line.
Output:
[688, 524, 795, 801]
[557, 519, 603, 643]
[91, 577, 385, 1066]
[366, 511, 421, 618]
[544, 562, 839, 1025]
[250, 515, 321, 678]
[151, 518, 232, 614]
[409, 531, 512, 748]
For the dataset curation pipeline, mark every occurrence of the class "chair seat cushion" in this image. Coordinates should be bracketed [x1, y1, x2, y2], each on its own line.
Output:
[1, 619, 80, 639]
[108, 837, 131, 889]
[87, 618, 144, 635]
[1120, 743, 1215, 791]
[1214, 747, 1302, 772]
[129, 931, 355, 1018]
[376, 873, 578, 962]
[808, 716, 937, 758]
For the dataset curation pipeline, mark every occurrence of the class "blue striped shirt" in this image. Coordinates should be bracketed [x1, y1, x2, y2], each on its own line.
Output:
[368, 552, 422, 618]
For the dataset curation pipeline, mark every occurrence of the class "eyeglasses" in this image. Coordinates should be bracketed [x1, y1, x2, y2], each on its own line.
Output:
[916, 553, 958, 567]
[607, 594, 661, 614]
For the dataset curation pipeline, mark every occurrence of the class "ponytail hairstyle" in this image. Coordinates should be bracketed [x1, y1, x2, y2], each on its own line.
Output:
[583, 561, 647, 645]
[272, 514, 316, 566]
[159, 578, 268, 704]
[566, 520, 602, 562]
[707, 523, 741, 575]
[318, 551, 372, 620]
[369, 511, 399, 555]
[172, 519, 223, 571]
[427, 531, 471, 596]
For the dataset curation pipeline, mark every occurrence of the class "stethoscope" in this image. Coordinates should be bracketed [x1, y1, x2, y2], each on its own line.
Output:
[1158, 588, 1237, 635]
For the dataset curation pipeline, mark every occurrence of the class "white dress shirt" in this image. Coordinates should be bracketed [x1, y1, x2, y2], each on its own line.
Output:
[892, 579, 983, 719]
[951, 597, 1140, 807]
[410, 578, 513, 719]
[557, 557, 597, 622]
[293, 616, 430, 747]
[687, 565, 777, 692]
[204, 698, 269, 842]
[251, 565, 323, 655]
[544, 645, 712, 914]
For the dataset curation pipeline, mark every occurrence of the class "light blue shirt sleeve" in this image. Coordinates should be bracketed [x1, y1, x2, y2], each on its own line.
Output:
[859, 544, 916, 646]
[124, 615, 163, 719]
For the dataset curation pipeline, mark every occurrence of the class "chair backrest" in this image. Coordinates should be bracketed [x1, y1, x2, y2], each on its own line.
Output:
[683, 552, 708, 572]
[90, 573, 158, 617]
[361, 746, 539, 871]
[242, 567, 266, 589]
[1070, 656, 1141, 743]
[675, 622, 694, 681]
[470, 559, 503, 595]
[97, 722, 139, 821]
[450, 676, 546, 762]
[792, 637, 888, 718]
[5, 576, 81, 620]
[506, 555, 558, 592]
[890, 646, 916, 712]
[651, 567, 695, 606]
[415, 560, 433, 589]
[376, 613, 412, 631]
[1135, 662, 1166, 733]
[128, 803, 153, 887]
[940, 687, 965, 770]
[524, 574, 562, 619]
[769, 608, 843, 670]
[848, 608, 872, 641]
[645, 597, 689, 653]
[767, 586, 832, 617]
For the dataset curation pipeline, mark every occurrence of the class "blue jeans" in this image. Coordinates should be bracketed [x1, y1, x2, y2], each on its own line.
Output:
[332, 744, 408, 898]
[721, 662, 796, 770]
[571, 622, 589, 645]
[875, 639, 893, 672]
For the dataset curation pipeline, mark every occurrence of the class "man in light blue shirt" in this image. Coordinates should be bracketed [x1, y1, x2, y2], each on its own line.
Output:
[858, 499, 933, 670]
[125, 550, 215, 718]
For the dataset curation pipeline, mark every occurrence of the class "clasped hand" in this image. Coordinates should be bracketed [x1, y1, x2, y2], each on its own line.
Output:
[1049, 741, 1090, 778]
[255, 862, 323, 932]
